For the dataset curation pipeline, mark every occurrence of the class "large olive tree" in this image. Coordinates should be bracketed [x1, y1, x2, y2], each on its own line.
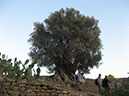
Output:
[28, 8, 102, 83]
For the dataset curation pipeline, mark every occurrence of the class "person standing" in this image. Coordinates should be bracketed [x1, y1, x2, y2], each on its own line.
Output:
[77, 69, 83, 82]
[102, 75, 110, 91]
[81, 73, 85, 83]
[114, 79, 119, 88]
[77, 69, 83, 91]
[97, 74, 102, 91]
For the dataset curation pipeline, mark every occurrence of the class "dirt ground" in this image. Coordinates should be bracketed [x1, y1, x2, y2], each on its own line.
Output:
[45, 78, 100, 96]
[1, 75, 126, 96]
[45, 76, 126, 96]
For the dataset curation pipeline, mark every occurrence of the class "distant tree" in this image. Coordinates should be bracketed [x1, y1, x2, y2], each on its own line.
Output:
[108, 74, 115, 79]
[28, 8, 102, 83]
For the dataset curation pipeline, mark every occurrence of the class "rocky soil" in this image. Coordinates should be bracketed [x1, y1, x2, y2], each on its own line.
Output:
[0, 75, 126, 96]
[46, 76, 125, 96]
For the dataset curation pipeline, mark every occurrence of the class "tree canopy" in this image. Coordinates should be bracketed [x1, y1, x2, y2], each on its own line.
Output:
[28, 8, 102, 82]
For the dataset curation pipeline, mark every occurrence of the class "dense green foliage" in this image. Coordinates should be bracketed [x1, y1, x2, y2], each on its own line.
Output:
[0, 52, 40, 79]
[28, 8, 102, 79]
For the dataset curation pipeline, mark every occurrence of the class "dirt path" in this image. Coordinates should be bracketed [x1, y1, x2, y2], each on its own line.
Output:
[47, 78, 100, 96]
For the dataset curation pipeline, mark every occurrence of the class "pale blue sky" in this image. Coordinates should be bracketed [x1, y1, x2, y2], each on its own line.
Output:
[0, 0, 129, 78]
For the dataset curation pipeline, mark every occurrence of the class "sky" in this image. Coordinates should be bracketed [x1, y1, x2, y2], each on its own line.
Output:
[0, 0, 129, 79]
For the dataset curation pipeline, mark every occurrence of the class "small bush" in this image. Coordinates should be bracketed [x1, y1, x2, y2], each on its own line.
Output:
[100, 79, 129, 96]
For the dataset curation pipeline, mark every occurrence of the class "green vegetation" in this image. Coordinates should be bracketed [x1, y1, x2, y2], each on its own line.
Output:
[87, 94, 95, 96]
[28, 8, 102, 82]
[108, 74, 115, 79]
[0, 52, 39, 80]
[100, 79, 129, 96]
[35, 76, 52, 83]
[0, 7, 103, 94]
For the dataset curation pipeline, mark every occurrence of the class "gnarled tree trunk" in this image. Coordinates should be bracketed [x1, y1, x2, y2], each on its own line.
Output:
[53, 64, 76, 85]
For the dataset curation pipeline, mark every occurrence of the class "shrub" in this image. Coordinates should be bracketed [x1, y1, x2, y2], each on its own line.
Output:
[100, 79, 129, 96]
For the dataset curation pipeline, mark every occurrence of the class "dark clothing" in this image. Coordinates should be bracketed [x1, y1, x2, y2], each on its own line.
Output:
[102, 78, 110, 90]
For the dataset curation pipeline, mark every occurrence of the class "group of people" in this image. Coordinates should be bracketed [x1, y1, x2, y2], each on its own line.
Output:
[96, 74, 110, 91]
[96, 74, 119, 91]
[76, 69, 119, 91]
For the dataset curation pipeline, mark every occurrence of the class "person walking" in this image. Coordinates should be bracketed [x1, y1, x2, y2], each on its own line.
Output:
[77, 69, 83, 91]
[102, 75, 110, 91]
[97, 74, 102, 91]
